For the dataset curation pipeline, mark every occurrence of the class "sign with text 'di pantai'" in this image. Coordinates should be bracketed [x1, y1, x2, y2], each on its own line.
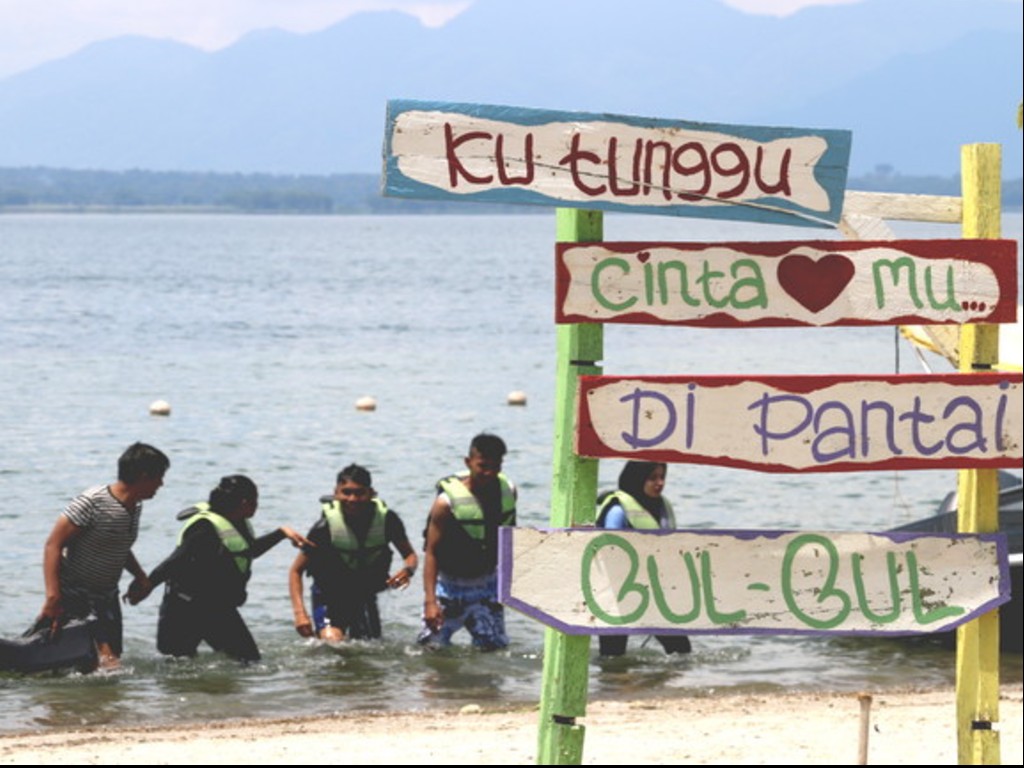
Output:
[556, 239, 1018, 327]
[497, 528, 1010, 637]
[576, 373, 1023, 473]
[383, 100, 852, 227]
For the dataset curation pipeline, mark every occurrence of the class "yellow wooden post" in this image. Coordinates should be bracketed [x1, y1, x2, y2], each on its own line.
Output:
[955, 143, 1002, 765]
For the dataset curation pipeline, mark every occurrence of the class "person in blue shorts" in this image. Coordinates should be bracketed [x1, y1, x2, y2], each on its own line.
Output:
[289, 464, 417, 642]
[418, 433, 516, 651]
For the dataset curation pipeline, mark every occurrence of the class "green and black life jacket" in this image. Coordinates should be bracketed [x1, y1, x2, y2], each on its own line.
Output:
[177, 502, 254, 575]
[321, 497, 391, 572]
[596, 491, 675, 530]
[437, 472, 516, 542]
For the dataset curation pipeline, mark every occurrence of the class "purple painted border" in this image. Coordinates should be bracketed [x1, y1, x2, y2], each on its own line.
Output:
[497, 527, 1011, 637]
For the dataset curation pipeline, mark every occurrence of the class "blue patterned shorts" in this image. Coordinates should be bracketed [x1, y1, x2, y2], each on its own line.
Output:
[417, 573, 507, 650]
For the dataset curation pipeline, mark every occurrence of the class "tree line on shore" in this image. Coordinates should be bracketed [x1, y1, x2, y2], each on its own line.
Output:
[1, 166, 1021, 214]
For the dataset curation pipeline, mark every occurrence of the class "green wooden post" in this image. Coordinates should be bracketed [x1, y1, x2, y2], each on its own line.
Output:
[955, 143, 1002, 765]
[537, 208, 603, 765]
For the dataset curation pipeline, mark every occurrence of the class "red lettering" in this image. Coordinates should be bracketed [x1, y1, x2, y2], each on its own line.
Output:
[710, 143, 751, 199]
[755, 146, 792, 197]
[608, 137, 641, 196]
[444, 124, 494, 188]
[496, 132, 535, 186]
[558, 133, 606, 196]
[643, 141, 673, 201]
[671, 142, 711, 201]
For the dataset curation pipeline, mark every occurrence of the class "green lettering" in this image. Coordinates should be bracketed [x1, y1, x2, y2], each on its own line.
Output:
[656, 260, 700, 307]
[923, 264, 960, 311]
[907, 551, 965, 625]
[851, 552, 901, 624]
[729, 258, 768, 309]
[872, 257, 922, 309]
[581, 533, 649, 625]
[700, 550, 746, 625]
[782, 534, 851, 629]
[648, 551, 701, 623]
[696, 261, 729, 309]
[592, 258, 638, 312]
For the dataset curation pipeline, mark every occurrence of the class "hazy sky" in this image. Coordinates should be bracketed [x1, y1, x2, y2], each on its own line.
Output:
[0, 0, 866, 80]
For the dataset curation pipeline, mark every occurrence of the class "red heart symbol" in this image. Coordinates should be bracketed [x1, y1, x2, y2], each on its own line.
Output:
[637, 251, 650, 263]
[777, 253, 855, 313]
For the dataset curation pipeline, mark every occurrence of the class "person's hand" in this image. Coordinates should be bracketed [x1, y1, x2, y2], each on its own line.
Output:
[294, 615, 315, 638]
[281, 527, 314, 549]
[386, 567, 414, 590]
[37, 596, 63, 639]
[423, 599, 444, 631]
[124, 574, 153, 605]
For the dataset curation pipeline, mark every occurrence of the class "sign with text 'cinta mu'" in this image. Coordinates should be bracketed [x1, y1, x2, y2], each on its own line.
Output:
[556, 239, 1018, 327]
[384, 100, 852, 228]
[577, 373, 1023, 473]
[498, 528, 1009, 636]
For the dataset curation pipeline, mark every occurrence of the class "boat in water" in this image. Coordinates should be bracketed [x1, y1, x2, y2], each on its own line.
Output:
[892, 469, 1023, 652]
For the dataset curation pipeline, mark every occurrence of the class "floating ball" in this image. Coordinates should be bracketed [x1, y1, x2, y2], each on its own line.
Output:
[507, 390, 527, 406]
[355, 396, 377, 411]
[149, 399, 171, 416]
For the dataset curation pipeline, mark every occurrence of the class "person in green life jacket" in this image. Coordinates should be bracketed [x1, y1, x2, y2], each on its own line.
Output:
[289, 464, 417, 642]
[595, 461, 692, 657]
[133, 475, 310, 662]
[419, 433, 516, 650]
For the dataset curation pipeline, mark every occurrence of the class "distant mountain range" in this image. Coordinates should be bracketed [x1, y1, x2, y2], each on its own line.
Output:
[0, 0, 1020, 177]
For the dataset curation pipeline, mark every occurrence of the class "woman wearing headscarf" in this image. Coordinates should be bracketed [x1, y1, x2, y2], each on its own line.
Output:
[596, 461, 692, 657]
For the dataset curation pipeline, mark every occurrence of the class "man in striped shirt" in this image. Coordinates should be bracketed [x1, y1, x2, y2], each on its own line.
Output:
[38, 442, 170, 670]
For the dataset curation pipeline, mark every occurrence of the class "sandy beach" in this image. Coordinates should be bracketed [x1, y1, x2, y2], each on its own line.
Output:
[0, 685, 1020, 765]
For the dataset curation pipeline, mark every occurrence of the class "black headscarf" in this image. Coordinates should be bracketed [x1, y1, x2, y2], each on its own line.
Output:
[617, 461, 667, 516]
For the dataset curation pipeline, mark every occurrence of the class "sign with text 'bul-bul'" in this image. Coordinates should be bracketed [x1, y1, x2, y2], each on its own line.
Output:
[498, 528, 1009, 637]
[556, 239, 1018, 327]
[577, 372, 1023, 473]
[384, 100, 852, 227]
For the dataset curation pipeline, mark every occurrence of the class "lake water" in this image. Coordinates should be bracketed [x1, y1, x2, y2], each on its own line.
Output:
[0, 211, 1020, 733]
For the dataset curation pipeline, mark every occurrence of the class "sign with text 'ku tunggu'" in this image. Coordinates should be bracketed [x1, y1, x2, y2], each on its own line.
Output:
[383, 100, 852, 228]
[498, 528, 1009, 636]
[576, 373, 1023, 473]
[556, 239, 1018, 327]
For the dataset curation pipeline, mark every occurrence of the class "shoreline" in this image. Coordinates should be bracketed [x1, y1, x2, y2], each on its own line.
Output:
[1, 685, 1021, 765]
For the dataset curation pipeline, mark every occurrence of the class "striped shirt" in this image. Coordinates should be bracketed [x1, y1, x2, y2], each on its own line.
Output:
[61, 485, 141, 597]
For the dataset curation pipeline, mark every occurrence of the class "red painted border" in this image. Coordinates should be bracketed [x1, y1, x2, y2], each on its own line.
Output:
[555, 239, 1018, 328]
[576, 372, 1024, 473]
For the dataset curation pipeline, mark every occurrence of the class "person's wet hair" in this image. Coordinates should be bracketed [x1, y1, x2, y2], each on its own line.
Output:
[208, 474, 258, 515]
[470, 433, 506, 461]
[337, 463, 372, 488]
[117, 442, 170, 483]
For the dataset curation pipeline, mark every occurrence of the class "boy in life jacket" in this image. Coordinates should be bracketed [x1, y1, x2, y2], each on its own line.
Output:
[418, 433, 516, 650]
[289, 464, 417, 641]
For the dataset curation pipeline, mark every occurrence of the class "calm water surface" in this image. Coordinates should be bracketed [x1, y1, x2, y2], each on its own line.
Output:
[0, 212, 1020, 732]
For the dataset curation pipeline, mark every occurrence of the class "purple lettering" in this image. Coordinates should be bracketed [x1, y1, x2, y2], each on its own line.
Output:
[748, 393, 813, 456]
[898, 397, 944, 456]
[620, 388, 678, 449]
[811, 401, 855, 462]
[942, 396, 987, 454]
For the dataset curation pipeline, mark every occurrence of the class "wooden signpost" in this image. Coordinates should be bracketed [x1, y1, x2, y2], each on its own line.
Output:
[577, 372, 1023, 472]
[382, 98, 1010, 764]
[499, 528, 1010, 636]
[384, 100, 852, 227]
[556, 239, 1018, 327]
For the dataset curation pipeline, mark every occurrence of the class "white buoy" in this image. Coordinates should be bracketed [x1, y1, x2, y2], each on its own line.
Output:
[149, 399, 171, 417]
[355, 396, 377, 411]
[507, 390, 527, 406]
